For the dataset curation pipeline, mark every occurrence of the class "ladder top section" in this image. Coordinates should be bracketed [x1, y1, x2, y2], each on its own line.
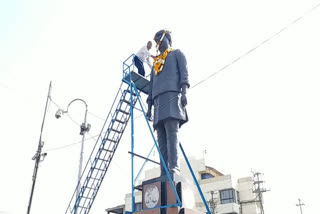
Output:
[123, 71, 150, 95]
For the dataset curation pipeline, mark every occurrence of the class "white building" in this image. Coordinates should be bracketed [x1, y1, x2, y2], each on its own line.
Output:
[106, 157, 261, 214]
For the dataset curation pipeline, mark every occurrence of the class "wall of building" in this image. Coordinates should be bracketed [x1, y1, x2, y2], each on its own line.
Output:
[122, 157, 259, 214]
[237, 177, 259, 214]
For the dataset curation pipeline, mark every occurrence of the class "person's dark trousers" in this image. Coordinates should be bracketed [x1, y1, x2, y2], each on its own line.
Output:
[156, 119, 180, 178]
[134, 56, 145, 76]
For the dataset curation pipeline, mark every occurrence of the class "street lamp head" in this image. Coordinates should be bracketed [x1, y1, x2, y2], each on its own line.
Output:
[55, 109, 63, 119]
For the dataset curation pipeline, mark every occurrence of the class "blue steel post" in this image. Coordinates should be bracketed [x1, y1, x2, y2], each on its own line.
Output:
[132, 84, 182, 207]
[129, 67, 135, 212]
[179, 143, 211, 214]
[134, 144, 155, 184]
[123, 54, 182, 212]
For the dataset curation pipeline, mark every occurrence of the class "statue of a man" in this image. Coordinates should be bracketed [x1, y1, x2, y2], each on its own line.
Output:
[147, 30, 189, 178]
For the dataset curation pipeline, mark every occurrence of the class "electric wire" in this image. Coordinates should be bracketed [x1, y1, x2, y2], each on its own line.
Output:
[43, 2, 320, 154]
[191, 1, 320, 90]
[43, 133, 100, 152]
[133, 1, 320, 121]
[88, 111, 106, 121]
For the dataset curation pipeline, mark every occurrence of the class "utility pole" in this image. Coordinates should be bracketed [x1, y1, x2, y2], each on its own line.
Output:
[207, 191, 217, 214]
[252, 171, 269, 214]
[296, 198, 305, 214]
[27, 82, 51, 214]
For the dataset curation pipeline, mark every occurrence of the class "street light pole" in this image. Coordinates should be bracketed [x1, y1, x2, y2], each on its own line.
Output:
[296, 198, 305, 214]
[55, 98, 90, 198]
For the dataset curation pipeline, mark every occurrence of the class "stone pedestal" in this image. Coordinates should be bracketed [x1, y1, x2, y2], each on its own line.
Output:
[137, 175, 198, 214]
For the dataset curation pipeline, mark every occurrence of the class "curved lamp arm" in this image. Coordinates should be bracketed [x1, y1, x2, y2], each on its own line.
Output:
[65, 98, 88, 113]
[55, 98, 90, 135]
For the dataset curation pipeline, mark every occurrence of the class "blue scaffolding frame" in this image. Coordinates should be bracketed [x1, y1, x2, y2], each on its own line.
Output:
[122, 54, 211, 214]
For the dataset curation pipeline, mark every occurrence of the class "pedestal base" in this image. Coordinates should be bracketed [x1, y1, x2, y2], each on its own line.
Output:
[140, 176, 198, 214]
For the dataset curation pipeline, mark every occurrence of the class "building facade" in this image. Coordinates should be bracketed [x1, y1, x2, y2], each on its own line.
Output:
[106, 157, 261, 214]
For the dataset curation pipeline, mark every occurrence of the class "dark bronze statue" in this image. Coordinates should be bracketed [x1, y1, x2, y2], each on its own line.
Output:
[147, 30, 189, 178]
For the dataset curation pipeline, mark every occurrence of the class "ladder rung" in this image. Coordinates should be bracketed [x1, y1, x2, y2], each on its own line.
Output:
[85, 186, 98, 191]
[96, 156, 110, 162]
[110, 128, 122, 133]
[106, 138, 117, 143]
[94, 167, 107, 172]
[118, 109, 129, 115]
[103, 148, 114, 152]
[121, 99, 131, 105]
[91, 166, 106, 171]
[114, 119, 125, 124]
[88, 177, 101, 181]
[80, 196, 93, 200]
[124, 90, 136, 96]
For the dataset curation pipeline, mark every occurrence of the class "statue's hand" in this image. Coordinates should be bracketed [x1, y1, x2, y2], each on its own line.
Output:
[147, 104, 152, 121]
[181, 84, 188, 107]
[181, 93, 187, 107]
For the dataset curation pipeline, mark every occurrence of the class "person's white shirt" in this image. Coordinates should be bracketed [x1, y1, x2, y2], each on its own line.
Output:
[136, 46, 153, 68]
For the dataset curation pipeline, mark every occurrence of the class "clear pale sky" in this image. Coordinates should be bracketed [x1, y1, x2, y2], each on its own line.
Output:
[1, 0, 320, 214]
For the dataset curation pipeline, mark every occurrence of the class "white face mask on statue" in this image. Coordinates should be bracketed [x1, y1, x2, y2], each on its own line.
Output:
[158, 37, 170, 54]
[155, 30, 170, 54]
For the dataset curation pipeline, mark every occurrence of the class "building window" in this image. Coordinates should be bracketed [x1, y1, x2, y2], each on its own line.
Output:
[135, 203, 142, 212]
[201, 173, 214, 180]
[220, 189, 236, 204]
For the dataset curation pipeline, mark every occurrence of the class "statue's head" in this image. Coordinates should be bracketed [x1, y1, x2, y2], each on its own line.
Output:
[154, 30, 172, 53]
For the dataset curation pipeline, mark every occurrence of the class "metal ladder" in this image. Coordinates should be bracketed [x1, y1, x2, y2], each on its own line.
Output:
[65, 84, 137, 214]
[65, 53, 211, 214]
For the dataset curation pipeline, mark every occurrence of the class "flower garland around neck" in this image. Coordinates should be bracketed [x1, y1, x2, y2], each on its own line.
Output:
[153, 48, 173, 76]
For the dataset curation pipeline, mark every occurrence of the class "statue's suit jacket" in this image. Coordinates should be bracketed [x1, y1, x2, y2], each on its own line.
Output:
[147, 49, 189, 127]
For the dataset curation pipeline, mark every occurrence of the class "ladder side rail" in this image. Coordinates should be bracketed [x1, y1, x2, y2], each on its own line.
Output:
[65, 83, 127, 214]
[88, 86, 131, 173]
[104, 86, 131, 142]
[79, 93, 138, 214]
[101, 87, 130, 144]
[96, 92, 136, 176]
[78, 139, 111, 206]
[75, 89, 138, 214]
[75, 88, 127, 199]
[100, 90, 132, 158]
[74, 110, 128, 212]
[77, 94, 131, 212]
[79, 157, 107, 207]
[93, 82, 124, 156]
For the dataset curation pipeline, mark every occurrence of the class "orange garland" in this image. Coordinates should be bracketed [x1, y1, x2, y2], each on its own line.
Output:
[153, 48, 173, 76]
